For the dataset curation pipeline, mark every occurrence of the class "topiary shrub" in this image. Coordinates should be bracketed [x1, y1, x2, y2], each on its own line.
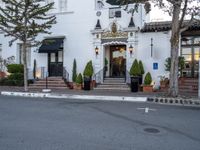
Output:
[144, 72, 152, 85]
[139, 60, 145, 75]
[165, 56, 185, 76]
[33, 59, 36, 79]
[83, 60, 94, 78]
[7, 64, 24, 73]
[72, 59, 77, 82]
[76, 73, 83, 84]
[130, 59, 140, 76]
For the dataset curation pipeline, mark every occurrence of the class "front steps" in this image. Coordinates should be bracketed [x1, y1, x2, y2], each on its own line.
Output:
[178, 78, 198, 95]
[29, 77, 68, 89]
[94, 78, 130, 91]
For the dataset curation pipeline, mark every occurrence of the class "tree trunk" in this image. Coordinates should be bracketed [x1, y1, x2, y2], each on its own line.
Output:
[168, 4, 181, 97]
[22, 42, 28, 92]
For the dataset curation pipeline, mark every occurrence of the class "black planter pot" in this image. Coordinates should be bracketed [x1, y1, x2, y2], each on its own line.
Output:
[131, 76, 139, 92]
[138, 75, 143, 85]
[84, 77, 91, 91]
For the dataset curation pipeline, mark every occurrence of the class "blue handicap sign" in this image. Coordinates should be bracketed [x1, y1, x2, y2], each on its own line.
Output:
[153, 63, 158, 70]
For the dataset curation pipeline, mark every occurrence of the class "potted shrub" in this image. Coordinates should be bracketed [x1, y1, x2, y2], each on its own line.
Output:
[159, 75, 169, 89]
[71, 59, 77, 89]
[143, 72, 153, 92]
[138, 60, 144, 85]
[74, 73, 83, 90]
[104, 58, 108, 77]
[130, 59, 140, 92]
[83, 60, 93, 90]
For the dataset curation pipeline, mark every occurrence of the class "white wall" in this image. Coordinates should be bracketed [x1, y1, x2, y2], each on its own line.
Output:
[0, 0, 163, 82]
[137, 31, 171, 85]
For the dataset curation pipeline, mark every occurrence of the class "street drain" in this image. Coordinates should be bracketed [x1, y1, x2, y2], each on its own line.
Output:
[144, 128, 160, 134]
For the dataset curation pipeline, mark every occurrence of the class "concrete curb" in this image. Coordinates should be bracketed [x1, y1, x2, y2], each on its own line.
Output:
[147, 97, 200, 107]
[0, 91, 147, 102]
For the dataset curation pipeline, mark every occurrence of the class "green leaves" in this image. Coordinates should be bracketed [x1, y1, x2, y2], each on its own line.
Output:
[144, 72, 152, 85]
[130, 59, 141, 76]
[83, 61, 94, 77]
[0, 0, 56, 46]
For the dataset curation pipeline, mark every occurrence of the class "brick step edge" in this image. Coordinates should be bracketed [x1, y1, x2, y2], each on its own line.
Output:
[147, 97, 200, 106]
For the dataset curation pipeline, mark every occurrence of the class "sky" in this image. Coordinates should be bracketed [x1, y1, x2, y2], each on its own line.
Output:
[150, 5, 172, 21]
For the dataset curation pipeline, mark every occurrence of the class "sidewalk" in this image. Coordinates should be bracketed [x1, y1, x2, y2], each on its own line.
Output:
[0, 86, 199, 106]
[0, 86, 165, 97]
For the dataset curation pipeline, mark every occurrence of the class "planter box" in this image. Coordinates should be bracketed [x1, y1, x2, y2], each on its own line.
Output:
[0, 72, 6, 79]
[143, 85, 153, 92]
[68, 82, 74, 89]
[131, 76, 139, 92]
[74, 84, 82, 90]
[84, 77, 91, 90]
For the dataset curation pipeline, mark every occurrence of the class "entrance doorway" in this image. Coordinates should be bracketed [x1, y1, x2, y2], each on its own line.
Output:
[48, 51, 63, 77]
[109, 45, 126, 77]
[181, 36, 200, 78]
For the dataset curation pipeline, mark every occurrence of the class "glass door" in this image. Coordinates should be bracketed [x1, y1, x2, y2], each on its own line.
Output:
[181, 45, 200, 78]
[48, 51, 63, 77]
[110, 45, 126, 77]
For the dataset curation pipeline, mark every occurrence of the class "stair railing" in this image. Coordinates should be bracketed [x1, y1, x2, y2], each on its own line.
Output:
[92, 67, 105, 85]
[126, 70, 131, 84]
[63, 67, 69, 83]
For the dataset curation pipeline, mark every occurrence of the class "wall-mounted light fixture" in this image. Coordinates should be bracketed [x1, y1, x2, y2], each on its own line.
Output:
[129, 45, 133, 54]
[95, 46, 99, 55]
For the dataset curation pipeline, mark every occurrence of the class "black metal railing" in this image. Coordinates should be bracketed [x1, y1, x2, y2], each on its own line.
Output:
[63, 67, 69, 83]
[92, 67, 105, 85]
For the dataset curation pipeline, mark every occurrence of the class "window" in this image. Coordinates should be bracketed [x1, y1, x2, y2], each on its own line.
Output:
[17, 44, 31, 67]
[181, 36, 200, 78]
[59, 0, 67, 12]
[109, 7, 121, 18]
[95, 0, 104, 10]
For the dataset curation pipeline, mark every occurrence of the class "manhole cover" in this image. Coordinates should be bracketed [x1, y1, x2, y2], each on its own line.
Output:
[144, 128, 160, 134]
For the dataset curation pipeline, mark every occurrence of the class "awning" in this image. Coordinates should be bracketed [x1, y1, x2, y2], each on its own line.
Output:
[38, 38, 64, 53]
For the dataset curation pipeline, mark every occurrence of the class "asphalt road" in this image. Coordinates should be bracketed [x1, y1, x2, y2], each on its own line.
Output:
[0, 96, 200, 150]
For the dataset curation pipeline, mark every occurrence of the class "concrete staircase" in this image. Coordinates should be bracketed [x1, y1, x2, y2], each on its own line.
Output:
[178, 78, 198, 95]
[29, 77, 68, 89]
[94, 77, 130, 91]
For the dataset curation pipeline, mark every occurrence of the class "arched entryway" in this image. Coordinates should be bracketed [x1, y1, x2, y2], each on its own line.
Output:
[104, 45, 126, 78]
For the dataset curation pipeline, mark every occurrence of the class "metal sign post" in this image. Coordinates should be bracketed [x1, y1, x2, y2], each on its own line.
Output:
[42, 71, 51, 93]
[46, 71, 48, 89]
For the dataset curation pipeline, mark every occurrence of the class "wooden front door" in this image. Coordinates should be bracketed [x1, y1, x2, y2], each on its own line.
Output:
[48, 51, 63, 77]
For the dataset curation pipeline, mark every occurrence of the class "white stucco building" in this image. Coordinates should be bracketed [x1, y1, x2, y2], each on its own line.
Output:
[0, 0, 199, 89]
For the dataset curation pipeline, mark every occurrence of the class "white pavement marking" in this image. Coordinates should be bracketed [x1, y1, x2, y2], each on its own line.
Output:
[137, 107, 157, 113]
[0, 91, 147, 102]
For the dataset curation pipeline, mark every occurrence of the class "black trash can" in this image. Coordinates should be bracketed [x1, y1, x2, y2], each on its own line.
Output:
[84, 77, 91, 90]
[131, 76, 139, 92]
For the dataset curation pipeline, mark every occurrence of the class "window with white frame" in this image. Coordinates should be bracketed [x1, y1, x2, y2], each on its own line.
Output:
[17, 44, 31, 67]
[59, 0, 67, 12]
[109, 7, 121, 18]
